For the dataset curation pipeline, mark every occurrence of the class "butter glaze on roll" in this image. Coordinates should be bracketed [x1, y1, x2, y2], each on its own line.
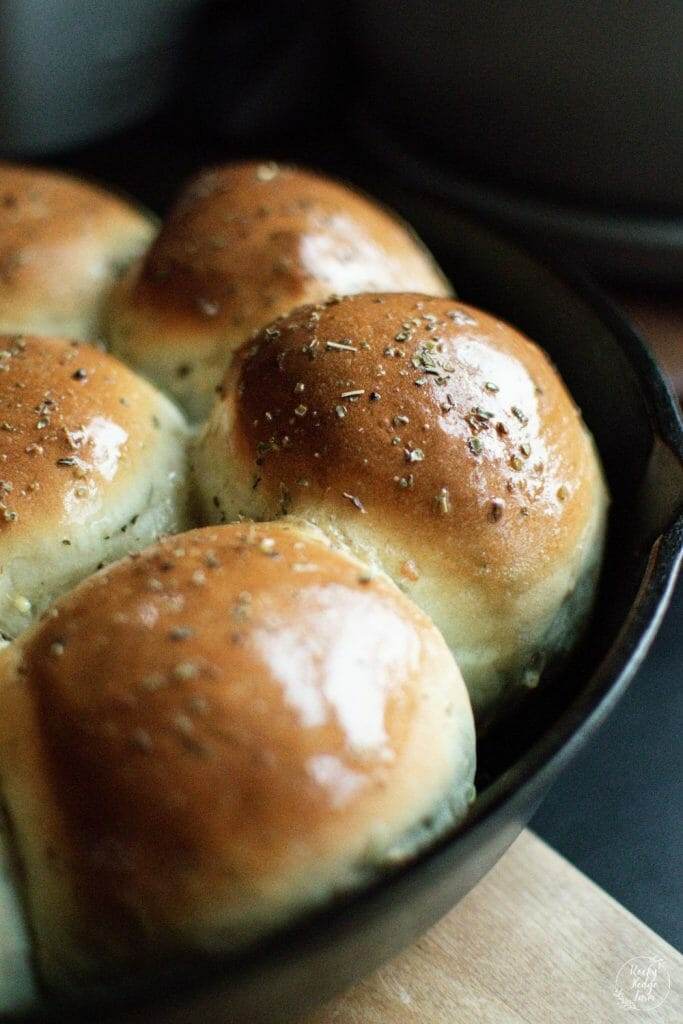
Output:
[0, 335, 189, 639]
[0, 164, 155, 339]
[0, 521, 474, 996]
[105, 161, 450, 419]
[195, 293, 608, 723]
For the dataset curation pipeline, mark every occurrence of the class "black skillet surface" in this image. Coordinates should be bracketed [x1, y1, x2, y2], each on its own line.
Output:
[14, 193, 682, 1023]
[352, 113, 683, 288]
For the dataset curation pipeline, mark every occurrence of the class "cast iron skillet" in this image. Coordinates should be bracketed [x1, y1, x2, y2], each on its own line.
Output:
[17, 211, 683, 1024]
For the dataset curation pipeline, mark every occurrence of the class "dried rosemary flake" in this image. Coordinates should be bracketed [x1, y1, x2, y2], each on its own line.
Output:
[326, 341, 357, 352]
[169, 626, 195, 641]
[435, 488, 451, 514]
[342, 492, 366, 513]
[490, 498, 505, 522]
[173, 662, 199, 681]
[448, 310, 477, 326]
[197, 298, 220, 317]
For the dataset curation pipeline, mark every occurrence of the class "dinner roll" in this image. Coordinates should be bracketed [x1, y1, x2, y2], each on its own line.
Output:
[0, 334, 189, 639]
[105, 161, 450, 420]
[0, 163, 155, 339]
[0, 521, 475, 997]
[196, 293, 608, 724]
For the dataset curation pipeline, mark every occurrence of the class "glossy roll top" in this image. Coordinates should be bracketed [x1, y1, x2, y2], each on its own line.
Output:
[0, 521, 475, 997]
[0, 163, 155, 339]
[105, 161, 451, 419]
[195, 293, 608, 722]
[0, 334, 189, 638]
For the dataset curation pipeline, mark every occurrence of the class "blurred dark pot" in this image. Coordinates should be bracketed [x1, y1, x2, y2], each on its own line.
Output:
[352, 0, 683, 211]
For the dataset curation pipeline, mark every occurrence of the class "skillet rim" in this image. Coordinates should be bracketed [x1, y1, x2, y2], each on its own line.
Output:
[11, 224, 683, 1024]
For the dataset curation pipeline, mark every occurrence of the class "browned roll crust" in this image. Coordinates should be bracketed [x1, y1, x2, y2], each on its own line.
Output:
[0, 163, 155, 339]
[0, 334, 189, 638]
[105, 161, 450, 419]
[195, 293, 608, 722]
[0, 521, 474, 995]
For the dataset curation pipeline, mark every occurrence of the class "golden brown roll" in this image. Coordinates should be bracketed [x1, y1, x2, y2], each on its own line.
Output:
[0, 334, 189, 639]
[0, 163, 155, 340]
[195, 293, 608, 723]
[0, 521, 475, 997]
[105, 161, 450, 420]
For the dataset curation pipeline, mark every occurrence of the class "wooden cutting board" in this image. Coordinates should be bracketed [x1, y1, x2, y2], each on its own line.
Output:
[306, 830, 681, 1023]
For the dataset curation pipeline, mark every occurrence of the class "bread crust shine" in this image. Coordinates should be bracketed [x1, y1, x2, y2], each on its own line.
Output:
[0, 334, 189, 638]
[106, 161, 450, 419]
[195, 293, 608, 722]
[0, 163, 155, 340]
[0, 522, 474, 996]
